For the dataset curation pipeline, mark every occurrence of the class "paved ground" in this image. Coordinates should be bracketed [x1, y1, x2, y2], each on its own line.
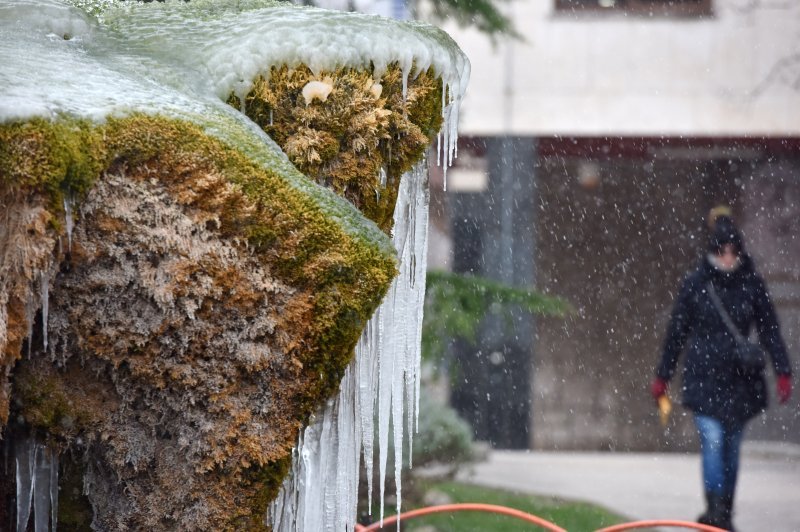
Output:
[456, 442, 800, 531]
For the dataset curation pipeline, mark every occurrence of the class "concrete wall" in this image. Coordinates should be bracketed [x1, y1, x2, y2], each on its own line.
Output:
[441, 0, 800, 136]
[528, 138, 800, 451]
[439, 138, 800, 451]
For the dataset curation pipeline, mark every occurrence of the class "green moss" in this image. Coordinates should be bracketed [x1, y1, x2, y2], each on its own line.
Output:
[234, 454, 294, 531]
[0, 118, 106, 210]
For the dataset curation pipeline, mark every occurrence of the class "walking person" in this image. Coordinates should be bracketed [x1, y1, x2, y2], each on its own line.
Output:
[651, 207, 793, 531]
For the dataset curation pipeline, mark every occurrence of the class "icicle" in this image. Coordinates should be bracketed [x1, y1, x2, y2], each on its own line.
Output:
[300, 421, 322, 531]
[40, 271, 49, 353]
[63, 197, 74, 252]
[317, 400, 336, 528]
[413, 183, 429, 435]
[15, 436, 58, 532]
[391, 330, 405, 531]
[434, 79, 465, 192]
[33, 444, 54, 532]
[269, 162, 432, 532]
[50, 450, 59, 532]
[16, 437, 35, 532]
[376, 304, 394, 525]
[25, 290, 35, 358]
[357, 320, 379, 515]
[335, 368, 359, 531]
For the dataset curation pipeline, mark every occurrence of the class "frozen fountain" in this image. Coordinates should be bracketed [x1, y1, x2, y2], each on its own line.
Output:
[0, 0, 468, 529]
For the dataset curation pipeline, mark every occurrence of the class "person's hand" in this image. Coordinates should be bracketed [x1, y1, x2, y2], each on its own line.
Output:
[651, 377, 668, 402]
[777, 374, 792, 404]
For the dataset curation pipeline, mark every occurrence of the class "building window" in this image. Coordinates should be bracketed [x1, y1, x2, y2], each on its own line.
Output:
[555, 0, 712, 17]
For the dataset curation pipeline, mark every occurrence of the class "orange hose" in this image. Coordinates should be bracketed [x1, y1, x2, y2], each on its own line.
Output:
[595, 520, 728, 531]
[352, 505, 731, 532]
[353, 502, 567, 531]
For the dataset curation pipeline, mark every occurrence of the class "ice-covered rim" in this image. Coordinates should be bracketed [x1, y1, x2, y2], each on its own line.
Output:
[1, 0, 469, 115]
[1, 0, 469, 184]
[1, 0, 470, 247]
[100, 0, 469, 103]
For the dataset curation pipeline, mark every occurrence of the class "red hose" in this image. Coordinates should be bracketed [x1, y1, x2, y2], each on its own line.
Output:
[352, 504, 729, 532]
[353, 502, 567, 531]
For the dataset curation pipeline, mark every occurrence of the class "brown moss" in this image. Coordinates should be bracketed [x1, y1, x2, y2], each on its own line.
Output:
[12, 357, 117, 441]
[0, 190, 57, 424]
[0, 111, 396, 528]
[230, 63, 443, 232]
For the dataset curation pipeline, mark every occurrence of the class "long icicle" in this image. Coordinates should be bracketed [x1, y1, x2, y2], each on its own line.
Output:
[268, 161, 431, 532]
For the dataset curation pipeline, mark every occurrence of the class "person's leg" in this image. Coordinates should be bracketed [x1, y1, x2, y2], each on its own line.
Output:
[722, 422, 745, 498]
[694, 414, 727, 527]
[720, 422, 746, 530]
[695, 414, 726, 494]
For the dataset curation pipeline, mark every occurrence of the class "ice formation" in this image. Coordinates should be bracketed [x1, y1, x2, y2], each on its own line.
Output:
[15, 435, 59, 532]
[270, 161, 431, 531]
[1, 0, 469, 135]
[1, 0, 468, 528]
[302, 79, 335, 105]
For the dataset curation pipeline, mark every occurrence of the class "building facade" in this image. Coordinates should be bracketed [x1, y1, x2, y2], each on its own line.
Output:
[433, 0, 800, 450]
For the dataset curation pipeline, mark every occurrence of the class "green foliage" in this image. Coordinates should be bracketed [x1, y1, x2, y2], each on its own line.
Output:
[427, 0, 520, 40]
[422, 270, 571, 367]
[412, 394, 474, 472]
[276, 0, 519, 40]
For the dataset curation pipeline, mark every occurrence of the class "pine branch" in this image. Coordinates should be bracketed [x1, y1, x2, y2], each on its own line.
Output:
[422, 270, 571, 366]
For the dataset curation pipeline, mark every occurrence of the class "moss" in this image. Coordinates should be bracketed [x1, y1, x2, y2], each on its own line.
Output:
[233, 454, 294, 531]
[2, 55, 445, 524]
[0, 118, 106, 211]
[1, 112, 395, 316]
[1, 105, 397, 520]
[229, 63, 443, 233]
[12, 361, 90, 440]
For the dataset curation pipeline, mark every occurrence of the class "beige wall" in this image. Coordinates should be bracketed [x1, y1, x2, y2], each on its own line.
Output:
[440, 1, 800, 136]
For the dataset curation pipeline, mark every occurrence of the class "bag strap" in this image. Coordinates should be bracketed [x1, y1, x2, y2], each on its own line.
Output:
[706, 283, 746, 344]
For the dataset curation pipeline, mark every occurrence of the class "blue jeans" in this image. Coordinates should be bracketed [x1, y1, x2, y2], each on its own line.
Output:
[694, 414, 745, 497]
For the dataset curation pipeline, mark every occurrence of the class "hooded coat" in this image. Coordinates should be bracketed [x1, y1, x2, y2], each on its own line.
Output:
[656, 254, 792, 426]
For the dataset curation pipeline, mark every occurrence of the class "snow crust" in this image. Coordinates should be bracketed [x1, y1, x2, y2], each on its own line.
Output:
[1, 0, 469, 142]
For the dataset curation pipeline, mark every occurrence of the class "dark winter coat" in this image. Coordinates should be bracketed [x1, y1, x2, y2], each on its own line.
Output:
[656, 254, 792, 426]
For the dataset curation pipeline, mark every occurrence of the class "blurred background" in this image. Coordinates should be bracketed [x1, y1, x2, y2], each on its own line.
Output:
[430, 0, 800, 454]
[315, 0, 800, 454]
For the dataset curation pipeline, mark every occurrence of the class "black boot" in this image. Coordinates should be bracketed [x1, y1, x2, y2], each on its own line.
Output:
[719, 493, 736, 532]
[698, 493, 728, 529]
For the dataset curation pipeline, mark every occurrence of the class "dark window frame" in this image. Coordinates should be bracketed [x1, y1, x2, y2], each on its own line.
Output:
[554, 0, 713, 18]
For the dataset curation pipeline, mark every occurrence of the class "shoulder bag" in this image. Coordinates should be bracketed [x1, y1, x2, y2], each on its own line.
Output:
[707, 283, 766, 373]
